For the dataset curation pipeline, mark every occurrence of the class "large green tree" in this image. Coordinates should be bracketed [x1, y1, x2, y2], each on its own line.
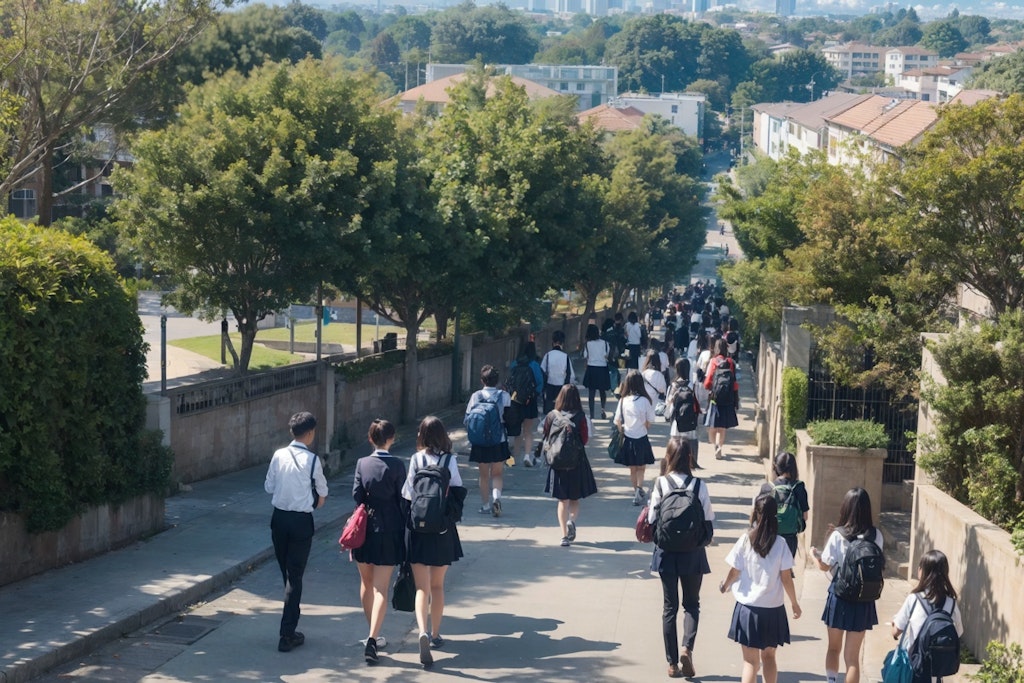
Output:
[430, 2, 538, 64]
[919, 20, 968, 58]
[113, 60, 397, 372]
[969, 50, 1024, 93]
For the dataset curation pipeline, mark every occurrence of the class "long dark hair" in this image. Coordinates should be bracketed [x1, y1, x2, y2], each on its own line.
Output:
[417, 416, 452, 454]
[749, 493, 778, 558]
[837, 487, 874, 539]
[621, 370, 646, 399]
[913, 549, 958, 606]
[772, 451, 798, 481]
[661, 436, 692, 476]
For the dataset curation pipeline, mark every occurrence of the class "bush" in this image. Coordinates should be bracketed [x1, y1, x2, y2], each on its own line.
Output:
[807, 419, 889, 450]
[972, 641, 1024, 683]
[0, 218, 171, 532]
[782, 367, 808, 451]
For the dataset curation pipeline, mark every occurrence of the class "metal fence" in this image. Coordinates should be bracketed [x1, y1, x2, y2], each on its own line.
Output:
[806, 352, 919, 483]
[171, 362, 320, 416]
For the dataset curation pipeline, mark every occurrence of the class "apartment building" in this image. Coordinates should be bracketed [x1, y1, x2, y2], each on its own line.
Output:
[751, 93, 870, 161]
[425, 63, 619, 112]
[895, 65, 973, 103]
[610, 92, 706, 139]
[821, 43, 885, 78]
[884, 47, 939, 82]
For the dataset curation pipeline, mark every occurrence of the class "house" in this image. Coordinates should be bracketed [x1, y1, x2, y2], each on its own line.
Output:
[387, 74, 561, 115]
[896, 65, 973, 103]
[752, 93, 871, 161]
[825, 96, 937, 168]
[822, 43, 886, 79]
[577, 103, 646, 132]
[609, 92, 706, 139]
[884, 47, 939, 82]
[424, 63, 618, 112]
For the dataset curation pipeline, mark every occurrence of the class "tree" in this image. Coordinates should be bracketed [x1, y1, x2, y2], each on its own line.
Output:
[0, 0, 223, 225]
[113, 60, 397, 372]
[430, 2, 539, 64]
[919, 21, 968, 58]
[956, 15, 991, 46]
[283, 0, 328, 42]
[367, 32, 402, 86]
[604, 15, 701, 93]
[387, 16, 432, 55]
[968, 50, 1024, 93]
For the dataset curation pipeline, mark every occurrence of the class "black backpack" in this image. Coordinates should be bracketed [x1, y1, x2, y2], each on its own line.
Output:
[543, 411, 585, 470]
[654, 476, 707, 552]
[408, 454, 453, 534]
[909, 596, 960, 681]
[669, 381, 699, 432]
[710, 358, 735, 407]
[506, 362, 537, 406]
[832, 528, 885, 602]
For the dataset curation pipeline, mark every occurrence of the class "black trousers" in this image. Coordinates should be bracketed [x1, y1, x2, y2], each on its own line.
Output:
[271, 508, 314, 637]
[543, 383, 562, 415]
[659, 571, 704, 664]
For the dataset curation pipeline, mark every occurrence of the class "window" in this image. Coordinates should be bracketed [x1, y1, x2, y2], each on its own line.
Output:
[671, 105, 678, 113]
[576, 83, 585, 91]
[9, 189, 36, 218]
[560, 82, 569, 91]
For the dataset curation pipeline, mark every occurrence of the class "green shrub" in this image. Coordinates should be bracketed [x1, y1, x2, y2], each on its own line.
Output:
[807, 419, 889, 450]
[782, 367, 808, 451]
[0, 218, 171, 532]
[972, 641, 1024, 683]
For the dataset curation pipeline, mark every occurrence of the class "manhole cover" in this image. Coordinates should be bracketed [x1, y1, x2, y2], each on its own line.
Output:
[147, 617, 220, 644]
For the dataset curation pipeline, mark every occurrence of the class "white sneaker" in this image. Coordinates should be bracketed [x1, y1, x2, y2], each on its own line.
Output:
[523, 455, 534, 468]
[375, 636, 387, 649]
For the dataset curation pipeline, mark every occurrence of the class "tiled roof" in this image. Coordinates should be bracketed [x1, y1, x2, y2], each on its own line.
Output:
[827, 95, 937, 148]
[787, 93, 873, 130]
[577, 104, 646, 131]
[949, 90, 1001, 106]
[887, 46, 937, 56]
[391, 73, 561, 106]
[752, 102, 803, 117]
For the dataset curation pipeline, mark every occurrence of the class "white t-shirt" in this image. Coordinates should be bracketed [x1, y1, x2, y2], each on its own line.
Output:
[647, 473, 714, 524]
[821, 528, 884, 577]
[625, 321, 642, 345]
[686, 339, 698, 361]
[696, 349, 712, 374]
[642, 368, 667, 404]
[725, 533, 795, 608]
[583, 339, 610, 367]
[402, 450, 462, 500]
[893, 592, 963, 659]
[614, 394, 656, 438]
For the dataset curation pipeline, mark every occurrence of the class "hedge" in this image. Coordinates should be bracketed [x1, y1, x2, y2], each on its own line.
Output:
[781, 366, 808, 451]
[0, 218, 171, 532]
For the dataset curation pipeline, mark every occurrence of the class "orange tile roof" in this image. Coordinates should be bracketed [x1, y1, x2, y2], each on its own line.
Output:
[577, 104, 646, 131]
[827, 95, 937, 148]
[390, 73, 561, 107]
[949, 90, 1001, 106]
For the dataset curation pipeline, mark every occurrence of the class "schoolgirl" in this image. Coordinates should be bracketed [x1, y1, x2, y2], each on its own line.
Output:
[613, 370, 657, 506]
[811, 487, 883, 683]
[758, 452, 809, 561]
[511, 341, 544, 467]
[401, 416, 466, 668]
[703, 338, 739, 460]
[542, 384, 598, 547]
[582, 324, 612, 420]
[720, 493, 802, 683]
[665, 358, 701, 469]
[465, 365, 511, 517]
[352, 419, 407, 664]
[641, 350, 668, 406]
[625, 311, 643, 369]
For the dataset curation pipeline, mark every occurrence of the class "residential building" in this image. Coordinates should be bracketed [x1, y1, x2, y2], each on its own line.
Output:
[774, 0, 795, 16]
[884, 46, 939, 82]
[751, 93, 870, 161]
[822, 43, 885, 78]
[388, 74, 561, 115]
[825, 95, 937, 168]
[895, 65, 973, 103]
[611, 92, 705, 139]
[577, 103, 647, 132]
[425, 63, 618, 112]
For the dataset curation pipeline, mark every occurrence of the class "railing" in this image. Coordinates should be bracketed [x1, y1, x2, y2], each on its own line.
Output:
[171, 362, 320, 416]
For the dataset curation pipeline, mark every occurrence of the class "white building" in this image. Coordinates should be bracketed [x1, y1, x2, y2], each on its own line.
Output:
[822, 43, 885, 78]
[611, 92, 706, 139]
[825, 96, 937, 169]
[425, 63, 618, 112]
[894, 65, 973, 103]
[751, 93, 870, 161]
[884, 47, 939, 83]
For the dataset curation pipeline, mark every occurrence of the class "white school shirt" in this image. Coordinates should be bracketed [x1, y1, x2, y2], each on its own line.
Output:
[642, 368, 667, 404]
[647, 473, 715, 524]
[893, 592, 963, 663]
[625, 321, 642, 345]
[725, 533, 794, 608]
[401, 449, 463, 500]
[665, 381, 699, 439]
[265, 441, 328, 513]
[821, 528, 884, 577]
[614, 394, 656, 438]
[583, 339, 610, 367]
[541, 348, 575, 386]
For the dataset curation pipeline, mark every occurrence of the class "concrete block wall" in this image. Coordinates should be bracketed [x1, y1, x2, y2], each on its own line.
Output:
[333, 365, 405, 451]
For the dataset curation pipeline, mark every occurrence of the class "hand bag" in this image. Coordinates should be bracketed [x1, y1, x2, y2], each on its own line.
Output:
[391, 562, 415, 612]
[881, 602, 915, 683]
[635, 504, 654, 543]
[607, 428, 625, 461]
[338, 504, 368, 551]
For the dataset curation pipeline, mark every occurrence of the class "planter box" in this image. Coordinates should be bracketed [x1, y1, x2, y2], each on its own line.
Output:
[794, 429, 886, 566]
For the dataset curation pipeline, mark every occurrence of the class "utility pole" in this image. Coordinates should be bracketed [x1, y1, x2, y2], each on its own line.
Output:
[739, 105, 744, 163]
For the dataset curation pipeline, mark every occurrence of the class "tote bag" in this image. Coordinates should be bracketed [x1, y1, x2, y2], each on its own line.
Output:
[882, 604, 915, 683]
[391, 562, 415, 612]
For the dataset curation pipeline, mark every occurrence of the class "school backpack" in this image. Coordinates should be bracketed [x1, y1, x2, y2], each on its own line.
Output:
[408, 454, 453, 533]
[654, 476, 708, 552]
[773, 482, 805, 535]
[668, 381, 699, 433]
[506, 362, 537, 406]
[543, 411, 585, 471]
[710, 358, 735, 407]
[726, 330, 740, 356]
[464, 392, 504, 447]
[909, 596, 960, 681]
[832, 528, 885, 602]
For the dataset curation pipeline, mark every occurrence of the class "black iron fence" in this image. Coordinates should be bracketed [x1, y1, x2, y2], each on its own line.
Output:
[806, 353, 918, 484]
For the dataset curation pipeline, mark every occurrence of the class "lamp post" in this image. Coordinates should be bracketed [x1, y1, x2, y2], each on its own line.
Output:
[807, 71, 825, 101]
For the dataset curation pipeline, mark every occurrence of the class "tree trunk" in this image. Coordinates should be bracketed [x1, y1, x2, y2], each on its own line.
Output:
[222, 326, 240, 368]
[403, 321, 419, 422]
[38, 143, 54, 226]
[583, 289, 599, 320]
[237, 316, 259, 374]
[434, 310, 450, 341]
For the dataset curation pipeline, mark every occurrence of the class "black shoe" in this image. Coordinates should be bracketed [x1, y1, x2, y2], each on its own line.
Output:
[278, 631, 305, 652]
[364, 637, 379, 664]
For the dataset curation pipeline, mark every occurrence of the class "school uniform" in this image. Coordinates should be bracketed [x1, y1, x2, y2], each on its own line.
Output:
[648, 473, 714, 664]
[401, 450, 465, 566]
[582, 339, 612, 392]
[541, 347, 575, 414]
[703, 355, 739, 429]
[893, 593, 963, 683]
[665, 379, 701, 464]
[352, 450, 407, 567]
[542, 411, 598, 501]
[758, 478, 809, 558]
[820, 528, 883, 632]
[624, 322, 642, 369]
[613, 394, 656, 466]
[466, 386, 512, 463]
[642, 368, 667, 405]
[725, 533, 795, 649]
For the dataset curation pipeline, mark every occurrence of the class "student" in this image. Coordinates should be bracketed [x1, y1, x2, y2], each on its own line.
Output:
[649, 438, 714, 678]
[613, 370, 657, 506]
[511, 341, 545, 467]
[352, 419, 407, 664]
[703, 338, 739, 460]
[810, 488, 883, 683]
[720, 493, 803, 683]
[726, 318, 741, 363]
[542, 384, 598, 547]
[541, 330, 576, 415]
[758, 452, 809, 562]
[641, 350, 668, 407]
[665, 358, 702, 469]
[891, 549, 964, 683]
[465, 365, 511, 517]
[624, 311, 643, 369]
[402, 416, 466, 668]
[582, 324, 612, 420]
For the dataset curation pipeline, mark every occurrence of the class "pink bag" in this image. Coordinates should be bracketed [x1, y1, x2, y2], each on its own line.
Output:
[338, 504, 368, 550]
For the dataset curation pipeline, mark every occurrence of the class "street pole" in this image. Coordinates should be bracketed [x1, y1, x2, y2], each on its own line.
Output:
[315, 284, 323, 361]
[739, 105, 744, 163]
[160, 314, 167, 395]
[450, 307, 461, 405]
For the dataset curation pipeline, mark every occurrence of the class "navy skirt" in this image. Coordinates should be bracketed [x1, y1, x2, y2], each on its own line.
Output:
[729, 603, 791, 649]
[469, 441, 510, 464]
[704, 401, 739, 429]
[545, 453, 599, 501]
[407, 522, 463, 567]
[614, 435, 655, 466]
[821, 588, 878, 632]
[583, 365, 612, 391]
[352, 526, 404, 566]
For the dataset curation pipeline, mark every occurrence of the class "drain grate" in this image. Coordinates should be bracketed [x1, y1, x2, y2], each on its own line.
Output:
[146, 617, 221, 644]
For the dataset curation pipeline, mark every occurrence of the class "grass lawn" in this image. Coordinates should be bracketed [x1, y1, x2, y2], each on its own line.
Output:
[258, 320, 405, 345]
[170, 334, 300, 370]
